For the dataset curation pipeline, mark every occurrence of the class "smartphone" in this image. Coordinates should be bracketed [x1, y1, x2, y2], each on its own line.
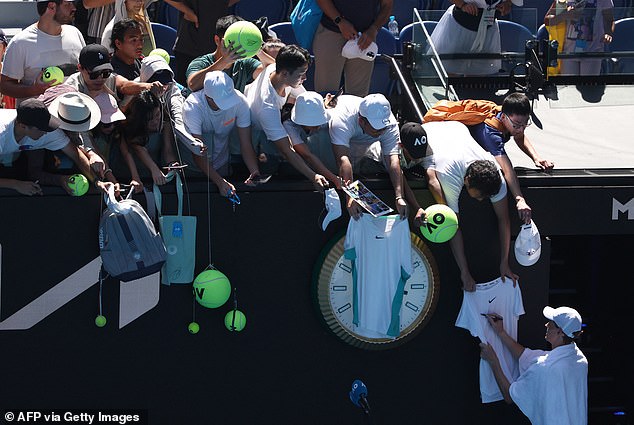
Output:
[326, 86, 344, 108]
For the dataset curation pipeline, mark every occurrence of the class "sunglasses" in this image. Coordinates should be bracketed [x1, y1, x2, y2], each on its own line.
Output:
[504, 114, 531, 130]
[88, 70, 112, 80]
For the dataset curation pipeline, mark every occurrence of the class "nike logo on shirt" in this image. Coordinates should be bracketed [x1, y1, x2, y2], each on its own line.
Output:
[488, 297, 496, 303]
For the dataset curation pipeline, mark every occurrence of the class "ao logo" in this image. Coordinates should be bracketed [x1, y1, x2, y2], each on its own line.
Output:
[0, 245, 159, 331]
[612, 198, 634, 220]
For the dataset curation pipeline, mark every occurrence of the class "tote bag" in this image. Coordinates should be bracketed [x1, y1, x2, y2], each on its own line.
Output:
[153, 171, 197, 285]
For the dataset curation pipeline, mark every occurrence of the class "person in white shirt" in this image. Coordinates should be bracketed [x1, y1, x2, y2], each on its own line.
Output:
[422, 121, 517, 291]
[328, 93, 407, 219]
[245, 45, 329, 192]
[183, 71, 262, 197]
[0, 0, 85, 103]
[480, 306, 588, 425]
[0, 97, 107, 195]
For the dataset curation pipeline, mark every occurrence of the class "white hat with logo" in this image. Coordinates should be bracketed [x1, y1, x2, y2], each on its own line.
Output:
[514, 220, 542, 266]
[203, 71, 241, 110]
[359, 94, 396, 130]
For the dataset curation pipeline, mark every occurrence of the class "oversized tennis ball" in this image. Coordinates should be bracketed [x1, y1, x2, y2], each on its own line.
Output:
[188, 322, 200, 334]
[95, 315, 107, 327]
[420, 204, 459, 243]
[148, 48, 170, 64]
[224, 310, 246, 332]
[223, 21, 263, 58]
[42, 66, 64, 86]
[192, 269, 231, 308]
[67, 173, 89, 196]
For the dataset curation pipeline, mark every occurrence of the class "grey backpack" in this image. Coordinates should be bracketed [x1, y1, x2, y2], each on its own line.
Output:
[99, 187, 167, 282]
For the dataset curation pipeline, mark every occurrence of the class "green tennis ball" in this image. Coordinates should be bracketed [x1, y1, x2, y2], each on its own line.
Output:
[42, 66, 64, 86]
[95, 315, 107, 327]
[224, 310, 246, 332]
[148, 48, 170, 64]
[67, 173, 89, 196]
[420, 204, 459, 243]
[188, 322, 200, 334]
[223, 21, 263, 58]
[192, 270, 231, 308]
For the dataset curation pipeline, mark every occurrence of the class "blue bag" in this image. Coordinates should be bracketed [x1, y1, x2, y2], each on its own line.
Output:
[153, 171, 197, 285]
[290, 0, 323, 50]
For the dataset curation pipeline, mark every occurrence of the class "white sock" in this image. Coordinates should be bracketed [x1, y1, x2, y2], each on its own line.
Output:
[322, 188, 342, 231]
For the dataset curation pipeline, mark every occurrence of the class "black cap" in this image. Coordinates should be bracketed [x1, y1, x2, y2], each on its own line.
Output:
[16, 98, 61, 132]
[79, 44, 113, 72]
[400, 122, 431, 159]
[147, 69, 173, 85]
[0, 29, 7, 46]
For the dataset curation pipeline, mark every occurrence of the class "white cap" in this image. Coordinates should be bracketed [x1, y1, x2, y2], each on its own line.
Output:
[291, 91, 328, 126]
[514, 220, 541, 266]
[359, 93, 396, 130]
[203, 71, 240, 110]
[139, 55, 174, 84]
[93, 92, 126, 124]
[341, 39, 378, 62]
[543, 306, 582, 338]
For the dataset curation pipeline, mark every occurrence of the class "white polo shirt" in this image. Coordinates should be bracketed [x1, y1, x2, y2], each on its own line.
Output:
[328, 95, 400, 159]
[182, 89, 250, 170]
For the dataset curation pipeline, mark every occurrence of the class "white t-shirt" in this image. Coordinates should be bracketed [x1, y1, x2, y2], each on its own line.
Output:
[455, 277, 525, 403]
[0, 110, 70, 164]
[329, 95, 400, 161]
[344, 214, 412, 339]
[510, 343, 588, 425]
[1, 23, 85, 103]
[244, 63, 304, 142]
[423, 121, 507, 214]
[182, 90, 250, 170]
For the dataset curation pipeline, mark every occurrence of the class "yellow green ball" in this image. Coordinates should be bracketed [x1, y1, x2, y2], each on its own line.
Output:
[148, 48, 170, 64]
[42, 66, 64, 86]
[223, 21, 263, 58]
[420, 204, 459, 243]
[68, 173, 89, 196]
[188, 322, 199, 334]
[192, 270, 231, 308]
[224, 310, 246, 332]
[95, 315, 107, 327]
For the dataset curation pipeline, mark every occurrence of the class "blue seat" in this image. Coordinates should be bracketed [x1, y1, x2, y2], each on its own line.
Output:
[268, 21, 298, 46]
[232, 0, 290, 25]
[389, 0, 427, 29]
[536, 24, 549, 42]
[398, 21, 437, 44]
[160, 2, 179, 29]
[498, 20, 535, 72]
[151, 22, 177, 54]
[609, 17, 634, 73]
[150, 23, 178, 71]
[369, 27, 398, 96]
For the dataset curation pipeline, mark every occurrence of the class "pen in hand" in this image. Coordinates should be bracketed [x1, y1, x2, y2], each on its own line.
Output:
[481, 313, 503, 322]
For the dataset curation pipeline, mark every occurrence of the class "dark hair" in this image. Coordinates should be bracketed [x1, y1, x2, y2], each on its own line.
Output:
[120, 90, 160, 146]
[275, 45, 311, 74]
[37, 0, 60, 16]
[110, 18, 143, 50]
[502, 92, 531, 117]
[215, 15, 243, 38]
[465, 160, 501, 198]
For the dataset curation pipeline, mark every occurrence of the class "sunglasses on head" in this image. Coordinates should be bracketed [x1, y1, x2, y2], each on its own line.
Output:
[88, 70, 112, 80]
